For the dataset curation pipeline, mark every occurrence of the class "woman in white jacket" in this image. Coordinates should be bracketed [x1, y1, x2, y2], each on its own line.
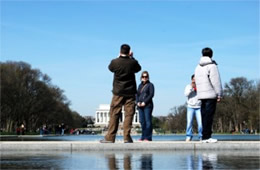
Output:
[184, 74, 202, 141]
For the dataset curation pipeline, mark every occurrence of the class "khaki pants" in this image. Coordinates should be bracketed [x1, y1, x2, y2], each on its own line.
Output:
[105, 95, 136, 142]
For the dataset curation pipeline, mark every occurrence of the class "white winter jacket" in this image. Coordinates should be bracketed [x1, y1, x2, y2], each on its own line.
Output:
[184, 84, 201, 108]
[195, 56, 223, 99]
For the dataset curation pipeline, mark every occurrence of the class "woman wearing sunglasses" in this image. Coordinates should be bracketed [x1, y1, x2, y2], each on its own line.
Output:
[136, 71, 155, 141]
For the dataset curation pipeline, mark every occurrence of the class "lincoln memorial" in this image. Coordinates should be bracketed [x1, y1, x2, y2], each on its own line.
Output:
[95, 104, 140, 127]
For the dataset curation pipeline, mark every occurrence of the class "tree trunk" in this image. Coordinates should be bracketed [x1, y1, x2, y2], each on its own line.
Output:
[218, 118, 223, 133]
[235, 124, 239, 132]
[229, 120, 233, 132]
[6, 119, 14, 132]
[239, 123, 243, 132]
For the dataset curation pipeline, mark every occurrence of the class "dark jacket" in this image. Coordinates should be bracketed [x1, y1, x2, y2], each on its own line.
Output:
[109, 56, 141, 96]
[136, 81, 154, 107]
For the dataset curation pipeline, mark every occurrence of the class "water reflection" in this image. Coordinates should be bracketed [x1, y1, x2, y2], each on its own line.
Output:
[0, 150, 259, 169]
[0, 152, 63, 169]
[106, 153, 132, 170]
[105, 153, 152, 170]
[202, 153, 218, 169]
[187, 154, 202, 170]
[140, 154, 153, 170]
[187, 152, 221, 170]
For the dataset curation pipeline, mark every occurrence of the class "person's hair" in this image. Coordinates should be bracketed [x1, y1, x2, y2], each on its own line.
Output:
[120, 44, 131, 55]
[202, 47, 213, 58]
[191, 74, 195, 80]
[140, 71, 149, 80]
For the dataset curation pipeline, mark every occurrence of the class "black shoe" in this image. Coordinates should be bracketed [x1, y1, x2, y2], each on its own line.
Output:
[100, 139, 114, 143]
[124, 140, 133, 143]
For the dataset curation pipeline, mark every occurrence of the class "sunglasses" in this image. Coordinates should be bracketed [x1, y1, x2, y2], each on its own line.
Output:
[142, 75, 148, 78]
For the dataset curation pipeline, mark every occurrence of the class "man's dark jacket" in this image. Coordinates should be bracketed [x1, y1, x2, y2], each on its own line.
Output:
[109, 56, 141, 97]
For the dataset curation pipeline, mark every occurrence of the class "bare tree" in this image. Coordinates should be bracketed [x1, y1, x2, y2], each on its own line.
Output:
[1, 61, 85, 133]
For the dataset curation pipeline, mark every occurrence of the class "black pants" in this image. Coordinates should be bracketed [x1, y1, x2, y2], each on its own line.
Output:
[201, 99, 217, 140]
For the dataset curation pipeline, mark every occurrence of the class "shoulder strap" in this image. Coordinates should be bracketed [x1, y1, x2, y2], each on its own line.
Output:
[140, 84, 148, 93]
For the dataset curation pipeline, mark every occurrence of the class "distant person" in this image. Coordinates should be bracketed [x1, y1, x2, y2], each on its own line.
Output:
[54, 124, 59, 135]
[61, 123, 65, 136]
[136, 71, 155, 142]
[100, 44, 141, 143]
[195, 47, 223, 143]
[70, 128, 74, 134]
[184, 74, 202, 141]
[20, 123, 25, 135]
[16, 126, 20, 135]
[40, 126, 44, 135]
[43, 124, 47, 134]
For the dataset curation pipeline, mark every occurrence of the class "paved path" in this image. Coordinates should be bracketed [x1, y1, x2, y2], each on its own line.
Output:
[1, 141, 259, 151]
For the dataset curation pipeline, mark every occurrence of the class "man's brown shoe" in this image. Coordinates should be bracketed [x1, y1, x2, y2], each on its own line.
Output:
[124, 140, 133, 143]
[100, 139, 114, 143]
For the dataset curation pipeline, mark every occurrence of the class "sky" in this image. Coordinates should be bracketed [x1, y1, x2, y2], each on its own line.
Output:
[1, 0, 259, 117]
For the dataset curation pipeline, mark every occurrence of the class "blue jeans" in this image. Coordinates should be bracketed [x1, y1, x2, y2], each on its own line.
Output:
[186, 107, 202, 139]
[138, 106, 153, 141]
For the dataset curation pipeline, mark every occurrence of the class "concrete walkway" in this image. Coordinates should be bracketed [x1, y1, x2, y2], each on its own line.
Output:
[1, 141, 259, 151]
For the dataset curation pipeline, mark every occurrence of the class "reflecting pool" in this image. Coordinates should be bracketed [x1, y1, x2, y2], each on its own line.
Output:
[1, 134, 260, 141]
[1, 150, 259, 169]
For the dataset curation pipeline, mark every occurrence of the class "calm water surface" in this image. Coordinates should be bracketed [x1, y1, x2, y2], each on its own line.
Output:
[1, 135, 259, 169]
[1, 150, 259, 169]
[1, 134, 260, 141]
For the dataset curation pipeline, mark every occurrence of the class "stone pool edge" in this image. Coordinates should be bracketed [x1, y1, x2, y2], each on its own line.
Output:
[1, 141, 260, 151]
